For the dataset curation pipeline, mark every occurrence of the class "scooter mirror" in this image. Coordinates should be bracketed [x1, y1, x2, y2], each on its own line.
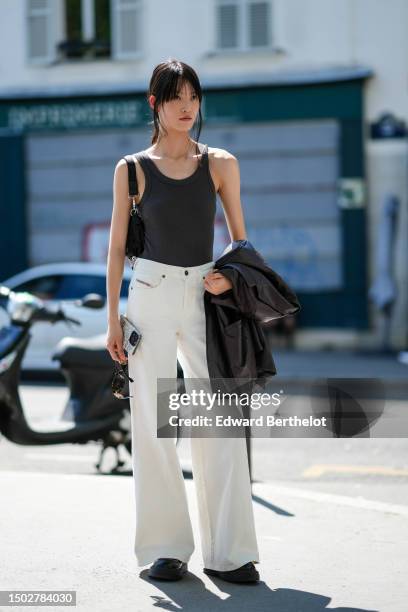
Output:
[77, 293, 105, 309]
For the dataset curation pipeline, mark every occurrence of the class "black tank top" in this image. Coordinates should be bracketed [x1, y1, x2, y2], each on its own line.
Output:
[135, 143, 217, 267]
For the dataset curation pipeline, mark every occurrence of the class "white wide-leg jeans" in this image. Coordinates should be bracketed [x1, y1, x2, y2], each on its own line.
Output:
[125, 256, 260, 571]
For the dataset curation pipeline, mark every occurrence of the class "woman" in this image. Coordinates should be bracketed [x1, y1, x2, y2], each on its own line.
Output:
[106, 59, 260, 584]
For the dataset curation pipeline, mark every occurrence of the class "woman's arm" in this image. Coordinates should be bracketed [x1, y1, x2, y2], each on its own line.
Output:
[105, 159, 129, 363]
[204, 149, 247, 295]
[217, 150, 247, 242]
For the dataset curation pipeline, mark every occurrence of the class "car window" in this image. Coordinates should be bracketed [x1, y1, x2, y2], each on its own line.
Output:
[14, 275, 63, 300]
[56, 275, 105, 300]
[54, 274, 130, 300]
[120, 279, 130, 297]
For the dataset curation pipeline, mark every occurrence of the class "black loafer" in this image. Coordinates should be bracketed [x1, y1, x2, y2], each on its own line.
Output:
[203, 561, 260, 583]
[148, 557, 188, 581]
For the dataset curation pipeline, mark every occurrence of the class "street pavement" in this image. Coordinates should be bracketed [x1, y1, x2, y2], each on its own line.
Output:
[272, 347, 408, 385]
[0, 468, 406, 612]
[0, 348, 407, 611]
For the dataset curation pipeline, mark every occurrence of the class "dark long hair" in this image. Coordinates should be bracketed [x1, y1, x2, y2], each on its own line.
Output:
[146, 58, 203, 155]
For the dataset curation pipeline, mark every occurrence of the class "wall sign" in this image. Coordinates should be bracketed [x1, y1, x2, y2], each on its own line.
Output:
[1, 98, 145, 131]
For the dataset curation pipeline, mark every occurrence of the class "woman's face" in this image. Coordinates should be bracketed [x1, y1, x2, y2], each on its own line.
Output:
[150, 80, 200, 134]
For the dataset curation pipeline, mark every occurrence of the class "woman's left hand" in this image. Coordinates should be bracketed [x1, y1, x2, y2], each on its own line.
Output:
[203, 269, 233, 295]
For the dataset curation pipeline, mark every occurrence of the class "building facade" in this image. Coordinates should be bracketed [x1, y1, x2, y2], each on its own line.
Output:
[0, 0, 407, 348]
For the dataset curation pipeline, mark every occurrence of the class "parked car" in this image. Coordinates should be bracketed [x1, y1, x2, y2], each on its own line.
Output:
[0, 262, 132, 370]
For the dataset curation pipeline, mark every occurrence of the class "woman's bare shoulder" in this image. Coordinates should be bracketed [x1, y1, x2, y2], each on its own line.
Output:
[207, 146, 235, 160]
[113, 151, 147, 179]
[207, 146, 237, 172]
[114, 152, 147, 203]
[207, 147, 238, 191]
[115, 149, 146, 165]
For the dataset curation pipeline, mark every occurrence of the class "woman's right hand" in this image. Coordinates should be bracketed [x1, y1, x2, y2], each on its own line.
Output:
[106, 318, 128, 364]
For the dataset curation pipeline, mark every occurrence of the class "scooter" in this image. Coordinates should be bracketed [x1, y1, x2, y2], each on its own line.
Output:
[0, 285, 132, 473]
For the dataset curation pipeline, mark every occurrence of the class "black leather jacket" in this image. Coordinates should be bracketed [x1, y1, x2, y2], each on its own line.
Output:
[204, 240, 301, 393]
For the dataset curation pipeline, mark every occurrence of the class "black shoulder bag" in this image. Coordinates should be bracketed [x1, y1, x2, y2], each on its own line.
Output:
[122, 154, 145, 267]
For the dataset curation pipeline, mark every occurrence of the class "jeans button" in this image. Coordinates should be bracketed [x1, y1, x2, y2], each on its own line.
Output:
[185, 270, 188, 275]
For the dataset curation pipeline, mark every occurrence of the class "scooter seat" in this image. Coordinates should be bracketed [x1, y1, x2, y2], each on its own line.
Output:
[52, 334, 112, 368]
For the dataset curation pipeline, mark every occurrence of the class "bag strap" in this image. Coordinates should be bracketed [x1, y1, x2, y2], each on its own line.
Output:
[123, 154, 141, 217]
[123, 154, 139, 197]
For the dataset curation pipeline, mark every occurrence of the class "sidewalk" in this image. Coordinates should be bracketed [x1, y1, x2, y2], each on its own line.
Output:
[270, 348, 408, 399]
[272, 347, 408, 381]
[1, 469, 405, 612]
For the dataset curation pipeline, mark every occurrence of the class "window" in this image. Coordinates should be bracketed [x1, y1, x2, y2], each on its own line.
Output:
[248, 1, 269, 47]
[14, 274, 129, 301]
[54, 274, 129, 300]
[26, 0, 55, 63]
[55, 274, 106, 300]
[26, 0, 142, 63]
[111, 0, 143, 60]
[58, 0, 111, 59]
[15, 275, 63, 300]
[216, 0, 273, 52]
[120, 279, 130, 298]
[217, 3, 239, 49]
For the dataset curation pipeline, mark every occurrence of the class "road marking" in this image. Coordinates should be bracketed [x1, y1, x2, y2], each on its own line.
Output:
[1, 470, 407, 517]
[253, 481, 408, 517]
[303, 464, 408, 478]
